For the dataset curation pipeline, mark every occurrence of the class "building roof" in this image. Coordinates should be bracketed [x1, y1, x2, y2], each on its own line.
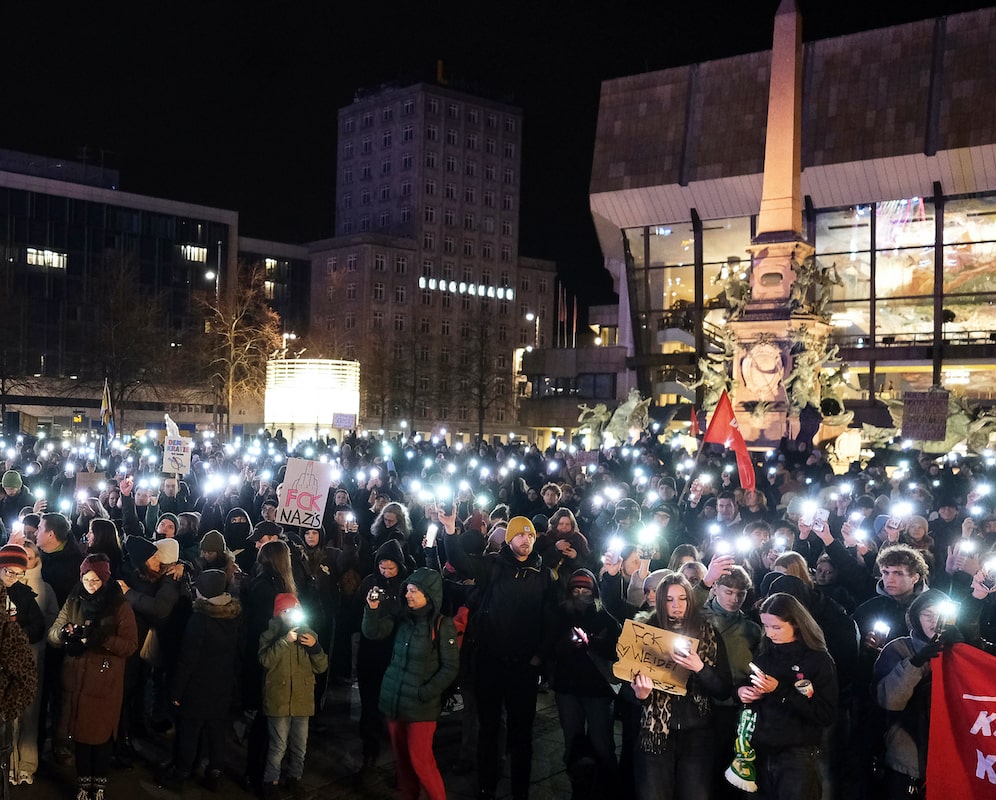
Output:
[590, 6, 996, 254]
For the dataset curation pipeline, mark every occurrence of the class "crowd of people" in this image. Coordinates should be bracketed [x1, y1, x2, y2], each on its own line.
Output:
[0, 424, 995, 800]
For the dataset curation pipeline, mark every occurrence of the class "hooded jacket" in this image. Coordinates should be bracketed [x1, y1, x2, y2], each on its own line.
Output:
[873, 588, 949, 780]
[259, 611, 328, 718]
[223, 507, 252, 552]
[356, 539, 410, 670]
[362, 567, 459, 722]
[171, 594, 243, 719]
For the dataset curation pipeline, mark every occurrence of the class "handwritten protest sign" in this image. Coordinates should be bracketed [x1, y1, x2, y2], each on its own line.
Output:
[902, 390, 949, 442]
[164, 437, 193, 475]
[612, 619, 699, 696]
[276, 458, 332, 529]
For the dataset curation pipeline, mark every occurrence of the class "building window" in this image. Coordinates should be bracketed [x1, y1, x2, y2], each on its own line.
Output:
[181, 245, 207, 263]
[487, 113, 497, 129]
[486, 138, 497, 155]
[421, 289, 432, 305]
[461, 294, 472, 311]
[465, 160, 477, 177]
[394, 314, 405, 331]
[373, 282, 385, 301]
[342, 220, 353, 234]
[381, 159, 391, 176]
[464, 213, 475, 230]
[443, 262, 454, 280]
[467, 108, 479, 124]
[441, 293, 452, 309]
[504, 142, 515, 158]
[347, 254, 358, 271]
[343, 117, 354, 133]
[343, 142, 354, 158]
[395, 285, 406, 303]
[343, 167, 353, 183]
[402, 152, 413, 170]
[375, 253, 387, 271]
[423, 232, 434, 249]
[447, 128, 458, 145]
[401, 179, 412, 196]
[499, 299, 509, 314]
[426, 151, 438, 168]
[424, 206, 436, 223]
[382, 130, 392, 148]
[440, 347, 450, 365]
[485, 164, 496, 181]
[441, 319, 451, 336]
[425, 179, 437, 195]
[503, 168, 514, 185]
[447, 103, 459, 119]
[344, 313, 356, 330]
[502, 219, 512, 235]
[504, 117, 515, 132]
[502, 195, 513, 210]
[401, 124, 414, 142]
[28, 247, 68, 269]
[422, 259, 433, 277]
[446, 155, 458, 172]
[362, 111, 373, 128]
[373, 312, 384, 329]
[539, 278, 548, 294]
[444, 236, 456, 254]
[426, 124, 438, 141]
[463, 240, 474, 256]
[327, 256, 337, 274]
[497, 325, 507, 342]
[362, 137, 372, 154]
[401, 207, 411, 222]
[483, 215, 495, 232]
[483, 242, 494, 259]
[501, 245, 512, 262]
[379, 185, 391, 201]
[444, 208, 456, 226]
[382, 106, 393, 122]
[428, 98, 439, 114]
[464, 187, 476, 203]
[395, 256, 408, 274]
[360, 163, 372, 180]
[403, 99, 414, 115]
[420, 317, 431, 333]
[361, 189, 371, 205]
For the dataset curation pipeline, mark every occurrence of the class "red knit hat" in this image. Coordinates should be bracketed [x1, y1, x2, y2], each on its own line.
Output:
[0, 544, 27, 571]
[273, 592, 300, 618]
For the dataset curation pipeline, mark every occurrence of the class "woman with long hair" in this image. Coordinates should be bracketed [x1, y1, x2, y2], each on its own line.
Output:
[630, 574, 731, 800]
[371, 502, 412, 553]
[49, 554, 138, 800]
[771, 551, 814, 588]
[736, 592, 837, 800]
[86, 519, 123, 579]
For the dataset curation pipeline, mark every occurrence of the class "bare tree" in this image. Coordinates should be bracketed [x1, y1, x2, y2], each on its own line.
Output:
[462, 303, 513, 440]
[196, 264, 283, 436]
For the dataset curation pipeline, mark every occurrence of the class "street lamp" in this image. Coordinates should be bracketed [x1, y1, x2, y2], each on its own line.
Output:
[525, 311, 540, 348]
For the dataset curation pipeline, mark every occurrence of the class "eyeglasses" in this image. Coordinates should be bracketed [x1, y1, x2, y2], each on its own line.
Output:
[2, 567, 26, 580]
[81, 577, 104, 586]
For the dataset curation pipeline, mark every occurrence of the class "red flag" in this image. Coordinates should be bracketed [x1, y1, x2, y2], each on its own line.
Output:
[690, 407, 700, 437]
[702, 391, 755, 491]
[927, 643, 996, 800]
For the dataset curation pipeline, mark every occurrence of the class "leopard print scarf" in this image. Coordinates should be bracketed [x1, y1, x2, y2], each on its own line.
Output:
[639, 618, 720, 754]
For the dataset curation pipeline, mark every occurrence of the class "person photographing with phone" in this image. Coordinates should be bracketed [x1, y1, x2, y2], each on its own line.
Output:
[258, 593, 328, 797]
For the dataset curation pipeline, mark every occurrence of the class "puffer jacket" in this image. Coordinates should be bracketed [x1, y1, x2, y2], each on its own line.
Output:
[258, 616, 328, 718]
[362, 567, 459, 722]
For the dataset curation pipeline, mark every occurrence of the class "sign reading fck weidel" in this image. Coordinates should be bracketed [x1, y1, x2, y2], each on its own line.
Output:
[276, 458, 333, 530]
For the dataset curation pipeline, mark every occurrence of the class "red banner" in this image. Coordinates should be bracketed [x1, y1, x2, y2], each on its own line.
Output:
[927, 643, 996, 799]
[703, 391, 755, 491]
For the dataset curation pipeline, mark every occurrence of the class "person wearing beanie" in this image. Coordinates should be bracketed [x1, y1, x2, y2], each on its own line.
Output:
[173, 511, 202, 564]
[197, 529, 240, 588]
[1, 544, 45, 644]
[154, 538, 180, 566]
[162, 568, 242, 792]
[353, 538, 410, 780]
[154, 512, 180, 540]
[258, 590, 327, 796]
[362, 567, 458, 800]
[48, 552, 138, 800]
[549, 567, 622, 797]
[442, 509, 560, 800]
[1, 469, 32, 535]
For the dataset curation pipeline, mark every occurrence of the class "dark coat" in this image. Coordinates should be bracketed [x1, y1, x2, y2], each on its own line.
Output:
[171, 595, 243, 719]
[362, 568, 459, 722]
[41, 542, 84, 607]
[5, 580, 46, 644]
[241, 568, 288, 709]
[550, 588, 622, 698]
[48, 582, 138, 745]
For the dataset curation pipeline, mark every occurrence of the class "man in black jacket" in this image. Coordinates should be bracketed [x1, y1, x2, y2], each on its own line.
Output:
[443, 514, 560, 800]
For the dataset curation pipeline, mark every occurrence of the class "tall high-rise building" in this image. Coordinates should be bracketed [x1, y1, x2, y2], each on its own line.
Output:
[310, 82, 554, 439]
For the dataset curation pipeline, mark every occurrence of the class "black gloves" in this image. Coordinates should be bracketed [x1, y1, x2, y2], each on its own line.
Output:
[909, 640, 943, 667]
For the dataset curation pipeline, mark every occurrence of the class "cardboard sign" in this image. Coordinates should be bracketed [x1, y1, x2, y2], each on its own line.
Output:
[75, 471, 105, 495]
[901, 390, 949, 442]
[164, 437, 193, 475]
[332, 413, 357, 429]
[613, 619, 699, 696]
[277, 458, 332, 529]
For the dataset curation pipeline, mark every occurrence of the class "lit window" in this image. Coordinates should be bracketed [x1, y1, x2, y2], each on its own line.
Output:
[181, 245, 207, 263]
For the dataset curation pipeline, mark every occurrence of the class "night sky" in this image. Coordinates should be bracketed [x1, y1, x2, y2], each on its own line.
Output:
[5, 1, 990, 308]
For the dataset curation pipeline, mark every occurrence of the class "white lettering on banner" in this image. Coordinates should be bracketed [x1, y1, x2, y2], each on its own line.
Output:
[972, 711, 996, 737]
[276, 458, 332, 530]
[976, 750, 996, 784]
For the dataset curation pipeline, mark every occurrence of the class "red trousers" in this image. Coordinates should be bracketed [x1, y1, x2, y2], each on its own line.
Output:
[386, 718, 446, 800]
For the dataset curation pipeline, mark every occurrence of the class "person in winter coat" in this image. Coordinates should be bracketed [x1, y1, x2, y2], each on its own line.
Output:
[353, 538, 410, 778]
[736, 592, 838, 800]
[362, 567, 459, 800]
[0, 581, 37, 789]
[163, 569, 243, 792]
[48, 554, 138, 800]
[631, 573, 732, 800]
[258, 593, 328, 796]
[549, 568, 622, 799]
[873, 588, 962, 798]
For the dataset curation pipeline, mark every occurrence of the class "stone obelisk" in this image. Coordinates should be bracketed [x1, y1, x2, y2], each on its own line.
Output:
[728, 0, 831, 447]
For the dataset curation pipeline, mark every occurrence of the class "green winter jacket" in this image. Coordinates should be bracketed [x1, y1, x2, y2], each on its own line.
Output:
[362, 567, 459, 722]
[258, 618, 328, 717]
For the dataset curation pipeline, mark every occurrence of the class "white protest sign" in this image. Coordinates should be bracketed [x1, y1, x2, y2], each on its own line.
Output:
[164, 437, 193, 475]
[612, 619, 699, 696]
[276, 458, 332, 529]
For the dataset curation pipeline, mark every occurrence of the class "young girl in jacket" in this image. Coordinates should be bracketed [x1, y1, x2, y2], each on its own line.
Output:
[48, 554, 138, 800]
[258, 592, 328, 797]
[363, 567, 459, 800]
[736, 592, 837, 800]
